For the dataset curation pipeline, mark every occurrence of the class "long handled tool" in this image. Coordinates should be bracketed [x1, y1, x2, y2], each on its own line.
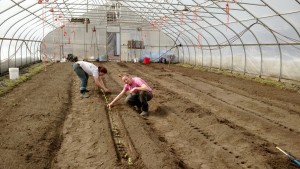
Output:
[276, 146, 300, 167]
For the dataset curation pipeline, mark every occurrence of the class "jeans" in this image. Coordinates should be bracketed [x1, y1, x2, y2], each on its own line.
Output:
[125, 91, 153, 112]
[73, 63, 89, 93]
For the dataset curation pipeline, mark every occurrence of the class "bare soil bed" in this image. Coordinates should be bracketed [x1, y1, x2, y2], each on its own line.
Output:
[0, 62, 299, 169]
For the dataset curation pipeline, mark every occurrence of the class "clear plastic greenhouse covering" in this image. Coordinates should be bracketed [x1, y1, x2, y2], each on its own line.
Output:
[0, 0, 299, 81]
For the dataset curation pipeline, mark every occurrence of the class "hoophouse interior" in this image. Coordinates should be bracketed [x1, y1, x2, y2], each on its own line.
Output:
[1, 1, 300, 169]
[1, 0, 300, 81]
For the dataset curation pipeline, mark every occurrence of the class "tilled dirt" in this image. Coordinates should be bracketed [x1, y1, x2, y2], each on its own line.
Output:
[0, 62, 299, 169]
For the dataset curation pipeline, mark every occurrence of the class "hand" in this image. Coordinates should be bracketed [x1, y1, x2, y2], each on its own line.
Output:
[129, 87, 136, 94]
[104, 88, 111, 95]
[107, 103, 113, 110]
[101, 88, 110, 95]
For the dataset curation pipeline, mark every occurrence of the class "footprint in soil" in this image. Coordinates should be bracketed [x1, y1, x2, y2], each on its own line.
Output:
[158, 136, 167, 143]
[152, 106, 168, 116]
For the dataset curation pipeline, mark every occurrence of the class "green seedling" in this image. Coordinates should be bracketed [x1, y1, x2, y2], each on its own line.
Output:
[128, 157, 133, 165]
[122, 152, 128, 159]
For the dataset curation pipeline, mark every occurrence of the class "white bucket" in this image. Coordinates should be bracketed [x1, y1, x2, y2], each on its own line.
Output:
[9, 68, 19, 80]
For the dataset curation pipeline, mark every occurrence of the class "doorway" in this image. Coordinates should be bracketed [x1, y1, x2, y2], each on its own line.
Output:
[106, 26, 120, 61]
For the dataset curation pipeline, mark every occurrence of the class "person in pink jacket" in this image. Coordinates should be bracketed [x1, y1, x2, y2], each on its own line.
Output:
[108, 73, 153, 117]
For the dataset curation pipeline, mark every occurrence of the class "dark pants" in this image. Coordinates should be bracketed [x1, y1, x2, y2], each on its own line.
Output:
[73, 63, 89, 93]
[125, 91, 153, 112]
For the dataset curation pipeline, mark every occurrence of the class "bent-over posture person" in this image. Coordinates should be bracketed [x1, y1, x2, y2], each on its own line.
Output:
[107, 73, 153, 117]
[73, 61, 109, 98]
